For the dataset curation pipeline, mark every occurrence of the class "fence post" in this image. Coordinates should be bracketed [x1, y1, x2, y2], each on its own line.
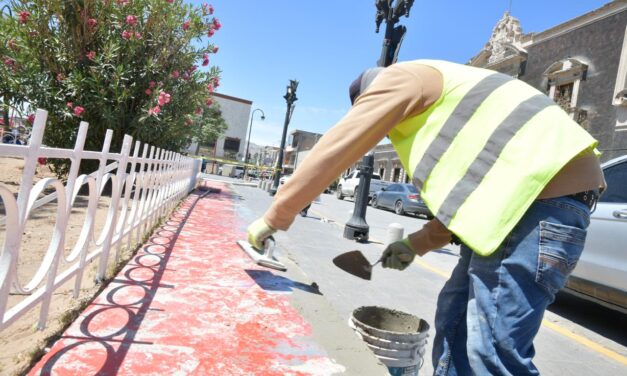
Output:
[37, 121, 89, 329]
[189, 159, 201, 192]
[96, 135, 132, 282]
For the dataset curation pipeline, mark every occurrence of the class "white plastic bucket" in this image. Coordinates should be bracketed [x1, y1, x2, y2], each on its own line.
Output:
[350, 306, 429, 376]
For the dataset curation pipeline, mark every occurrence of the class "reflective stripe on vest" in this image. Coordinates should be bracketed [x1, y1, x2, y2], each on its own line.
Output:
[412, 73, 513, 189]
[434, 94, 554, 226]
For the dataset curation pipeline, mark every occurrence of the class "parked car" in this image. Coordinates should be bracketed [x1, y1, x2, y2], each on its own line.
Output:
[232, 167, 245, 178]
[336, 170, 391, 201]
[371, 183, 433, 218]
[565, 155, 627, 313]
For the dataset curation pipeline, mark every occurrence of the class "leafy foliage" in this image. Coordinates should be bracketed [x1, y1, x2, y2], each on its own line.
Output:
[0, 0, 226, 175]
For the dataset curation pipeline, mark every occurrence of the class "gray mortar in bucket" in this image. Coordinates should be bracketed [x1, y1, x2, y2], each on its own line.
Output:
[350, 306, 430, 375]
[352, 306, 428, 337]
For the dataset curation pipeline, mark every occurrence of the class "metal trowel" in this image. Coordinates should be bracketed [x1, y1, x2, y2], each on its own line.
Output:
[332, 250, 383, 280]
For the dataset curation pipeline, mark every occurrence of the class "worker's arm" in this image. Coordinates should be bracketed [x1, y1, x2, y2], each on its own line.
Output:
[407, 219, 452, 256]
[264, 63, 443, 230]
[380, 219, 453, 270]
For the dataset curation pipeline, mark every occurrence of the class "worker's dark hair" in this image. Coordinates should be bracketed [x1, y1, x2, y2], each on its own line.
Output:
[349, 67, 384, 105]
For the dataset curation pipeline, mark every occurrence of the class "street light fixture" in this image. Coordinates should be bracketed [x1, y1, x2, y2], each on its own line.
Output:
[270, 79, 299, 196]
[244, 108, 265, 179]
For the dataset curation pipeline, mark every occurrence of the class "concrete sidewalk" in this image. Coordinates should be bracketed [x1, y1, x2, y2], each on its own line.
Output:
[28, 181, 387, 375]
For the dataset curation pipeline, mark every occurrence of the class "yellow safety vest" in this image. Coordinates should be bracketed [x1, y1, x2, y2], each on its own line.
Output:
[388, 60, 598, 256]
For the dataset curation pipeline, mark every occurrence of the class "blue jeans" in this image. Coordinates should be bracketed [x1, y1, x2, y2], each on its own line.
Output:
[432, 196, 590, 375]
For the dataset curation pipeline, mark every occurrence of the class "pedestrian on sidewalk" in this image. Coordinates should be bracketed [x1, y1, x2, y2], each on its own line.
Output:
[247, 60, 606, 375]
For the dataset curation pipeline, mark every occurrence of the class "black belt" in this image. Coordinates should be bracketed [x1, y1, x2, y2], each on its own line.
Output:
[568, 189, 600, 211]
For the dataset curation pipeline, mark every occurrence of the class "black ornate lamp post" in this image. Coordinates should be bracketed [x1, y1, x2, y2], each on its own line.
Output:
[344, 0, 413, 242]
[244, 108, 265, 179]
[270, 79, 299, 196]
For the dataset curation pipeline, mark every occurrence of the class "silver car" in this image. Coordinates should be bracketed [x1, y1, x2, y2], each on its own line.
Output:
[371, 183, 433, 218]
[567, 155, 627, 313]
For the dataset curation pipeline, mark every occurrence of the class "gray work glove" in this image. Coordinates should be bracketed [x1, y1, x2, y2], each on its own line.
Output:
[381, 238, 416, 270]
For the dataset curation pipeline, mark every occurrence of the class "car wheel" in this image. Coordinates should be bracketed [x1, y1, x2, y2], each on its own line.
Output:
[371, 195, 378, 208]
[394, 200, 405, 215]
[336, 186, 344, 200]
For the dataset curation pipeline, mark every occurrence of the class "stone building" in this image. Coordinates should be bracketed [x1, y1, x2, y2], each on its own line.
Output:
[469, 1, 627, 162]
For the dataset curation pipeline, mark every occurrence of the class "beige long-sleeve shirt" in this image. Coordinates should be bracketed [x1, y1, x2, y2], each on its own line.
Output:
[264, 61, 605, 255]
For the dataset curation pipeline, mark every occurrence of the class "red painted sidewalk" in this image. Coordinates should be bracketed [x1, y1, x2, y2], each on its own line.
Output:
[29, 182, 347, 375]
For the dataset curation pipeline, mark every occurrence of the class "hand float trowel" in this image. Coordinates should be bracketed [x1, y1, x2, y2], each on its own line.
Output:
[333, 250, 383, 280]
[237, 237, 287, 271]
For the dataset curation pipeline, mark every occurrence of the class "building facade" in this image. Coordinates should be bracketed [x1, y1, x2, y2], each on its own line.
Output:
[209, 92, 253, 161]
[469, 1, 627, 162]
[283, 129, 323, 173]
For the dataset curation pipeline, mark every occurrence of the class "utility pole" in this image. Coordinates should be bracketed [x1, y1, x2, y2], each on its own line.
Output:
[344, 0, 413, 242]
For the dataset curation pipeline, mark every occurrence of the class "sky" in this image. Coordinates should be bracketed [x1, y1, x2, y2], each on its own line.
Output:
[196, 0, 611, 147]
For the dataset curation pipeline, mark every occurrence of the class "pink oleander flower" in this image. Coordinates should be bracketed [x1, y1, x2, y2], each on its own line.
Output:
[86, 51, 96, 61]
[27, 114, 35, 124]
[206, 83, 214, 93]
[150, 106, 161, 115]
[213, 77, 220, 87]
[158, 91, 171, 106]
[213, 18, 221, 30]
[149, 81, 156, 88]
[87, 18, 97, 29]
[3, 58, 15, 67]
[116, 0, 129, 5]
[202, 53, 209, 66]
[145, 89, 152, 95]
[182, 20, 190, 30]
[134, 32, 142, 39]
[66, 102, 73, 109]
[188, 65, 197, 74]
[206, 98, 213, 106]
[121, 30, 132, 40]
[203, 4, 214, 15]
[38, 157, 47, 165]
[126, 15, 137, 26]
[195, 107, 203, 115]
[73, 106, 85, 117]
[212, 46, 219, 53]
[207, 28, 215, 37]
[167, 0, 174, 3]
[171, 70, 180, 79]
[18, 11, 30, 24]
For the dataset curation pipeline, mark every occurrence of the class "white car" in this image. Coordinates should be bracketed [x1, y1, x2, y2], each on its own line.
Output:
[566, 155, 627, 313]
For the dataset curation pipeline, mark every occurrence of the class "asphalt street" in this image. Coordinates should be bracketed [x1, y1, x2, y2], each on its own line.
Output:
[208, 175, 627, 376]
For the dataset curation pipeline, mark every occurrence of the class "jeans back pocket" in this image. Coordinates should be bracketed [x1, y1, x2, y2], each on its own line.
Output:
[536, 221, 587, 296]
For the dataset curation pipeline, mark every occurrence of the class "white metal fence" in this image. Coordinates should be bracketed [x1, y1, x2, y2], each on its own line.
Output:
[0, 109, 201, 332]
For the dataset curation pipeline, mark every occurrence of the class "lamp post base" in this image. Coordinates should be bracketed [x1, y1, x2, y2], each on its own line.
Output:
[344, 220, 369, 243]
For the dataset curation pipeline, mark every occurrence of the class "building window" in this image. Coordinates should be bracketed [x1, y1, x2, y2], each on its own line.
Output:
[392, 167, 401, 182]
[379, 167, 385, 179]
[224, 137, 240, 152]
[554, 82, 574, 112]
[544, 58, 588, 124]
